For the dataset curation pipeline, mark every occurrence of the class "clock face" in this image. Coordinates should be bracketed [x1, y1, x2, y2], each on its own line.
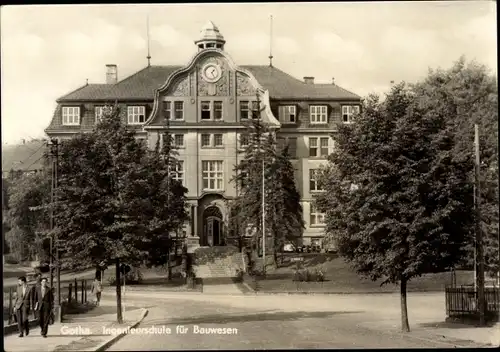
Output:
[202, 64, 222, 83]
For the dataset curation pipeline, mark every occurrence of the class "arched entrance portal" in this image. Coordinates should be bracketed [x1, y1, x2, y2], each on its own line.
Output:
[203, 206, 224, 246]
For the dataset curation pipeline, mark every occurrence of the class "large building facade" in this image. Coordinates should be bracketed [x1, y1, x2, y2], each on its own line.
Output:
[45, 21, 361, 249]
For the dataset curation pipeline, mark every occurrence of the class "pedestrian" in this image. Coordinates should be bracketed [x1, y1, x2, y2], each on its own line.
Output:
[33, 277, 53, 338]
[30, 273, 42, 319]
[90, 277, 102, 306]
[13, 276, 32, 337]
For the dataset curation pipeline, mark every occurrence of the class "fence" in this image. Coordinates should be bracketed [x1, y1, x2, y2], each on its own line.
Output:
[4, 279, 91, 325]
[445, 285, 500, 320]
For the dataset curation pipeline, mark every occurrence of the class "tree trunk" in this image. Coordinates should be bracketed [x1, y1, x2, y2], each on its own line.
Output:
[115, 258, 123, 324]
[167, 250, 171, 281]
[400, 277, 410, 332]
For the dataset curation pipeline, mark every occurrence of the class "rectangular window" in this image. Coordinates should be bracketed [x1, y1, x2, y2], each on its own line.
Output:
[310, 203, 326, 226]
[251, 101, 260, 118]
[276, 137, 297, 158]
[320, 137, 329, 156]
[310, 105, 328, 124]
[201, 134, 211, 147]
[172, 161, 184, 185]
[239, 134, 249, 149]
[309, 137, 331, 157]
[163, 101, 171, 120]
[202, 161, 224, 190]
[214, 101, 223, 120]
[240, 101, 250, 120]
[127, 106, 146, 124]
[174, 134, 184, 147]
[342, 105, 360, 123]
[95, 106, 104, 123]
[62, 106, 80, 125]
[288, 137, 297, 158]
[201, 101, 211, 120]
[174, 102, 184, 120]
[309, 169, 323, 192]
[309, 138, 318, 157]
[213, 133, 223, 147]
[281, 105, 296, 123]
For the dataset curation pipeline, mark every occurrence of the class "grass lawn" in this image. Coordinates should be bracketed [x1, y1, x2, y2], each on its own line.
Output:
[101, 263, 202, 292]
[249, 253, 474, 293]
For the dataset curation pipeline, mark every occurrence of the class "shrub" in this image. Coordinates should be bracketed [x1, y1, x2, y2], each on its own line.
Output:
[193, 246, 239, 265]
[107, 267, 143, 285]
[4, 255, 19, 265]
[292, 268, 325, 282]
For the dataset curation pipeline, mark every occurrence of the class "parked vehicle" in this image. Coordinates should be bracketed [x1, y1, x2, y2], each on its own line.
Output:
[312, 245, 321, 253]
[283, 243, 295, 253]
[325, 246, 337, 253]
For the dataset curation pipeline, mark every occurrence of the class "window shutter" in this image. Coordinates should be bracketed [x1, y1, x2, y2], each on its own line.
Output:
[288, 137, 297, 157]
[278, 106, 285, 122]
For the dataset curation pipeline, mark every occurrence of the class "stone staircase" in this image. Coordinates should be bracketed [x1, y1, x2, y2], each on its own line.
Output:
[193, 252, 245, 280]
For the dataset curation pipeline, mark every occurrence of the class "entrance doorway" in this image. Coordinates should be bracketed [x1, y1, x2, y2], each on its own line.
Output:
[203, 206, 223, 246]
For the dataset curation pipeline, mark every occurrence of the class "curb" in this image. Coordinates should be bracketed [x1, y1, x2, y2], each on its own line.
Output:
[3, 319, 39, 336]
[247, 290, 444, 295]
[89, 308, 149, 352]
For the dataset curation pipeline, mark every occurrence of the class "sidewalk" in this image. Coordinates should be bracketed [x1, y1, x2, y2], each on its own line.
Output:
[4, 299, 145, 352]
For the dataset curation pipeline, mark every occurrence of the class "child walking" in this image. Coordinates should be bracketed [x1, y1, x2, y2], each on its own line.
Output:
[90, 278, 102, 306]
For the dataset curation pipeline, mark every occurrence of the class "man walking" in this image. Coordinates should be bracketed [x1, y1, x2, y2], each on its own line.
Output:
[30, 273, 42, 319]
[14, 276, 32, 337]
[34, 277, 53, 338]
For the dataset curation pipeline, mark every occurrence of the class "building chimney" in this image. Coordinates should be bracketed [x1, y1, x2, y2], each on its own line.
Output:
[332, 77, 335, 85]
[303, 76, 314, 84]
[106, 64, 118, 84]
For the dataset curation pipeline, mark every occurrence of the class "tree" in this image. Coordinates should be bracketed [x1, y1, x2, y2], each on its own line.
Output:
[266, 144, 304, 263]
[6, 170, 51, 261]
[51, 105, 188, 323]
[411, 57, 499, 277]
[316, 82, 474, 332]
[230, 101, 303, 269]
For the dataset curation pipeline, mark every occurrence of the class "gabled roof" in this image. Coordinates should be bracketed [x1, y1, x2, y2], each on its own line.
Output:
[57, 65, 360, 102]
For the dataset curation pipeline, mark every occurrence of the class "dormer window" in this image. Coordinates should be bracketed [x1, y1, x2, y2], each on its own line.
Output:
[280, 105, 296, 124]
[128, 106, 146, 124]
[62, 106, 80, 125]
[310, 105, 328, 124]
[342, 105, 360, 123]
[95, 106, 104, 123]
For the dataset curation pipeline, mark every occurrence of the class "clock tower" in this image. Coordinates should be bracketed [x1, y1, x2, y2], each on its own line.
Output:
[195, 21, 226, 51]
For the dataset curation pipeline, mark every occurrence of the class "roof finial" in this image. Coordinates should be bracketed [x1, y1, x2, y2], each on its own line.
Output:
[268, 15, 274, 67]
[146, 15, 151, 67]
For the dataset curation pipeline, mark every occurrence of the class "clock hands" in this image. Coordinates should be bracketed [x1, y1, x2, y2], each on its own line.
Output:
[204, 65, 219, 80]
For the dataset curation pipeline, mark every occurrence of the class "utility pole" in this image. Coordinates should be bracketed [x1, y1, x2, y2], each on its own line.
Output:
[49, 141, 54, 290]
[262, 158, 266, 276]
[49, 139, 61, 323]
[474, 124, 486, 326]
[164, 115, 172, 280]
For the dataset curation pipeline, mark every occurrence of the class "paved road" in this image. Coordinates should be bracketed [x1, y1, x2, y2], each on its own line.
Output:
[109, 292, 487, 349]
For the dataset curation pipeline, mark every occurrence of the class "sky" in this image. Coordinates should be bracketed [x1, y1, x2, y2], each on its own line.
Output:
[1, 2, 497, 145]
